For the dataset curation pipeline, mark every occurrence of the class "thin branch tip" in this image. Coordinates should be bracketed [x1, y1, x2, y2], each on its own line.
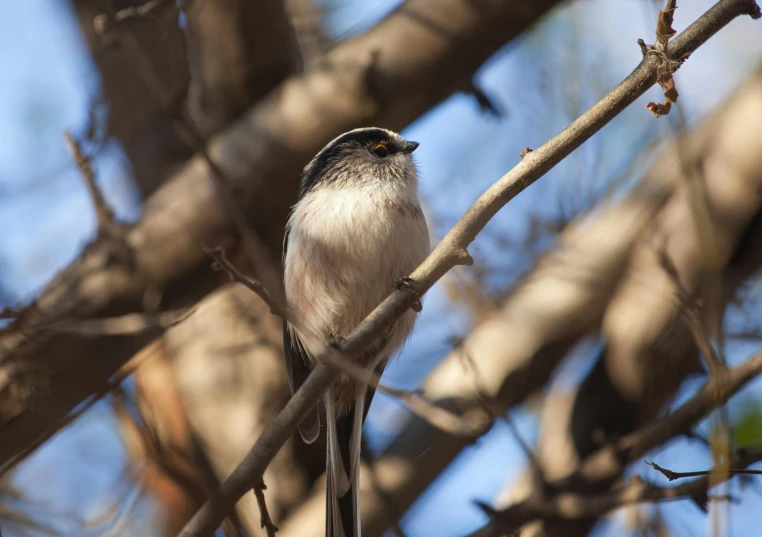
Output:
[645, 452, 762, 482]
[64, 131, 120, 236]
[203, 246, 286, 318]
[473, 500, 498, 519]
[253, 480, 279, 537]
[470, 80, 502, 117]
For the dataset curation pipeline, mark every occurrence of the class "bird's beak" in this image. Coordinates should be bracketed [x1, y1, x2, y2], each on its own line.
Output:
[402, 141, 420, 154]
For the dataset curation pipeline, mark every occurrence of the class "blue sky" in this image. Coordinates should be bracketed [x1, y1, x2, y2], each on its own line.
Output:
[1, 0, 762, 536]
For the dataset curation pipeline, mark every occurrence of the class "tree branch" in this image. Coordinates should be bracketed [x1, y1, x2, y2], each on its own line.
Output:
[208, 245, 489, 437]
[184, 0, 302, 135]
[252, 480, 279, 537]
[645, 459, 762, 480]
[177, 1, 760, 535]
[64, 131, 121, 238]
[73, 0, 191, 196]
[466, 446, 762, 537]
[469, 348, 762, 537]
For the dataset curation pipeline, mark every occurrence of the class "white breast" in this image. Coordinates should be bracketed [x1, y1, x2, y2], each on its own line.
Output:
[284, 178, 429, 362]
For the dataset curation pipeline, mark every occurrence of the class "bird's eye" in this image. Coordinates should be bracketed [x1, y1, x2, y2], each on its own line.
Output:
[372, 143, 388, 158]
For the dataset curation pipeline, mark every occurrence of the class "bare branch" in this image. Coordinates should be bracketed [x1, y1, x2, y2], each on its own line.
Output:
[569, 349, 762, 488]
[64, 131, 120, 237]
[0, 345, 156, 475]
[177, 2, 761, 535]
[645, 459, 762, 480]
[658, 250, 727, 375]
[371, 383, 491, 438]
[465, 446, 762, 537]
[467, 348, 762, 537]
[208, 244, 489, 437]
[204, 246, 285, 317]
[253, 480, 279, 537]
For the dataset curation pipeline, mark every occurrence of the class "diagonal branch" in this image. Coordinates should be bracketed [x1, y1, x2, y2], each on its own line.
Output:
[465, 445, 762, 537]
[177, 1, 761, 535]
[645, 459, 762, 480]
[207, 245, 489, 437]
[64, 131, 121, 238]
[468, 349, 762, 537]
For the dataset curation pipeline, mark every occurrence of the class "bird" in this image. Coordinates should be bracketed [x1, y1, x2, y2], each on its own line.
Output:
[282, 127, 430, 537]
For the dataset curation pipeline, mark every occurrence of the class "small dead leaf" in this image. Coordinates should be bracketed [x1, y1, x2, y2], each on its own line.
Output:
[662, 76, 679, 102]
[647, 100, 672, 118]
[656, 1, 678, 48]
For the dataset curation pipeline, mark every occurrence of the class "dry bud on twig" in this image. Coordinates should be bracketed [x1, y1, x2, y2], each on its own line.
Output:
[642, 0, 686, 117]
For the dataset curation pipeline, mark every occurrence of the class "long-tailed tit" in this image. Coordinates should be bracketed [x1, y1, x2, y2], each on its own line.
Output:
[283, 127, 430, 537]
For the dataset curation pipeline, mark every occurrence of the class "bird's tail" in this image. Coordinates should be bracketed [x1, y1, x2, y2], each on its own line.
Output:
[325, 389, 365, 537]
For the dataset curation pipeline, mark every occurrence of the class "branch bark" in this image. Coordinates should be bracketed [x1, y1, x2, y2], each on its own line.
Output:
[72, 0, 191, 195]
[184, 0, 302, 135]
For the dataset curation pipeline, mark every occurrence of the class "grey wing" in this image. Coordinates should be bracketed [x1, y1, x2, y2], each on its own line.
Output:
[283, 322, 321, 443]
[282, 226, 321, 443]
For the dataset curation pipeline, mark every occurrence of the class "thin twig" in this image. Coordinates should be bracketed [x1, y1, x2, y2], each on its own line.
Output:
[177, 2, 761, 535]
[465, 446, 762, 537]
[64, 131, 120, 237]
[645, 459, 762, 481]
[657, 250, 727, 375]
[453, 339, 546, 477]
[204, 247, 285, 317]
[464, 346, 762, 537]
[208, 245, 490, 437]
[376, 383, 491, 437]
[253, 480, 279, 537]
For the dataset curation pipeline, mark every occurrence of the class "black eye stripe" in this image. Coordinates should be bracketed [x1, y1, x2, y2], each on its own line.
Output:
[299, 130, 403, 198]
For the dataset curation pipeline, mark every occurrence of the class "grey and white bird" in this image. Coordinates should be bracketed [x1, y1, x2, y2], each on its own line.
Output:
[282, 127, 430, 537]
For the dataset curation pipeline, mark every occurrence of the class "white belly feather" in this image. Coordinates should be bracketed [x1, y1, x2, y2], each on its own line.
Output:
[284, 179, 429, 363]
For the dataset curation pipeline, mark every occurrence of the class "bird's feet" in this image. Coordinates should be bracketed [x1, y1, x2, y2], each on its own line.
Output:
[394, 277, 422, 312]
